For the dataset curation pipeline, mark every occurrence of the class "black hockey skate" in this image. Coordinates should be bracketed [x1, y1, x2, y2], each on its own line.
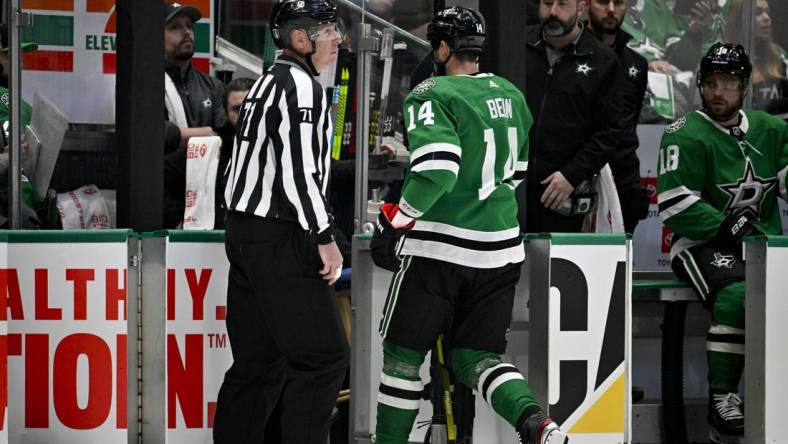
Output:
[516, 412, 569, 444]
[708, 391, 744, 444]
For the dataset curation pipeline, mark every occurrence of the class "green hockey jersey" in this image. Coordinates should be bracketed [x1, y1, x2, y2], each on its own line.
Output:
[397, 73, 532, 268]
[657, 110, 788, 258]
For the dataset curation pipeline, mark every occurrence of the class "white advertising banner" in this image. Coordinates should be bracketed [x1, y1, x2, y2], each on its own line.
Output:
[0, 234, 8, 444]
[3, 231, 130, 443]
[761, 239, 788, 443]
[542, 236, 631, 444]
[165, 232, 231, 443]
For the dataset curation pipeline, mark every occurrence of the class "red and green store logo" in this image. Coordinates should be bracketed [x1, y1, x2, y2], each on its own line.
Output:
[21, 0, 213, 74]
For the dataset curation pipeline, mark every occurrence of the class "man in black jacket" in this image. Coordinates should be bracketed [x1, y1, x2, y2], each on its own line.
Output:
[587, 0, 649, 234]
[162, 2, 227, 228]
[522, 0, 623, 233]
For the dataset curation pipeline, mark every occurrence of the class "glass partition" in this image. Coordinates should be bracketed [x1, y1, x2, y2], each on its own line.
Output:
[3, 0, 122, 229]
[745, 0, 788, 115]
[1, 0, 225, 230]
[215, 0, 431, 240]
[623, 0, 746, 122]
[218, 0, 277, 67]
[350, 0, 431, 236]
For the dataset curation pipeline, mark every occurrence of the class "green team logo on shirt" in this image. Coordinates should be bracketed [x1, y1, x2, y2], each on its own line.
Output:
[412, 78, 436, 95]
[665, 116, 686, 134]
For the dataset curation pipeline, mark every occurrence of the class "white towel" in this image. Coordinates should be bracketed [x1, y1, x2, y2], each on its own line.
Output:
[164, 72, 188, 128]
[183, 136, 222, 230]
[583, 164, 625, 233]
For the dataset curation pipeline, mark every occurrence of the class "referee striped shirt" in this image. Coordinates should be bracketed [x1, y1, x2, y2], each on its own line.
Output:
[224, 56, 335, 243]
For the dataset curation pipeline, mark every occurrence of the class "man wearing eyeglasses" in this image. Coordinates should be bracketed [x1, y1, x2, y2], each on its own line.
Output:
[657, 43, 788, 444]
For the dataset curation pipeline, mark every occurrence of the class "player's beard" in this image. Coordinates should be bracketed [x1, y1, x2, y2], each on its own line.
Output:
[589, 13, 623, 35]
[703, 95, 744, 123]
[540, 12, 578, 38]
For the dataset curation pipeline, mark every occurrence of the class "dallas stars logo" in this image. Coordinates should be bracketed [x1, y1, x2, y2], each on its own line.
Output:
[717, 159, 778, 216]
[628, 65, 640, 79]
[711, 252, 736, 269]
[576, 63, 593, 76]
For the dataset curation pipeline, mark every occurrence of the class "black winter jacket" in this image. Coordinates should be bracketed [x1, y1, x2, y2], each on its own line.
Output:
[524, 25, 623, 188]
[604, 29, 648, 187]
[163, 62, 227, 228]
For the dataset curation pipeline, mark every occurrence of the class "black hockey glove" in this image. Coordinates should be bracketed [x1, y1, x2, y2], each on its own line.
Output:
[716, 210, 760, 247]
[370, 203, 414, 272]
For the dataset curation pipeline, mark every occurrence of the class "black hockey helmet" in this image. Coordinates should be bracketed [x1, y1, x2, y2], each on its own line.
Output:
[427, 7, 486, 57]
[270, 0, 338, 49]
[697, 42, 752, 88]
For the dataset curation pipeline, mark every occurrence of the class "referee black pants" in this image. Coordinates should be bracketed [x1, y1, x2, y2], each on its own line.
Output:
[213, 212, 349, 444]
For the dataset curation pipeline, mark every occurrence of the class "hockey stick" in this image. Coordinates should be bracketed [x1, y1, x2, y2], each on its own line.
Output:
[332, 67, 351, 160]
[427, 335, 456, 444]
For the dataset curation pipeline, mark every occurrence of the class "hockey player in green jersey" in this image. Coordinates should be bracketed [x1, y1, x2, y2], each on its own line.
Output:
[370, 7, 568, 444]
[657, 43, 788, 444]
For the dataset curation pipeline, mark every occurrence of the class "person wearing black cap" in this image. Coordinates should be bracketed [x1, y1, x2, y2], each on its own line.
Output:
[162, 2, 227, 228]
[213, 1, 347, 443]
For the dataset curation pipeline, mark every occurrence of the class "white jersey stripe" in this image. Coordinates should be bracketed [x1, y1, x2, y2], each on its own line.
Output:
[709, 325, 745, 335]
[378, 393, 420, 410]
[412, 221, 521, 242]
[411, 159, 460, 175]
[707, 341, 745, 355]
[660, 195, 700, 220]
[658, 186, 701, 204]
[400, 239, 524, 269]
[485, 373, 525, 404]
[380, 373, 424, 392]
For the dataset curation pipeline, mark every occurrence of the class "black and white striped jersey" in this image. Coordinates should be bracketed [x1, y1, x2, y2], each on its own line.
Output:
[224, 56, 335, 243]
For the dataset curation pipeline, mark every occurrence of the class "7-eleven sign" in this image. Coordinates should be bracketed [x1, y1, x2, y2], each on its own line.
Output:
[20, 0, 215, 124]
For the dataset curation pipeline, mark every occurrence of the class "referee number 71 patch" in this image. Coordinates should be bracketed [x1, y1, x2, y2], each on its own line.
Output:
[298, 107, 314, 123]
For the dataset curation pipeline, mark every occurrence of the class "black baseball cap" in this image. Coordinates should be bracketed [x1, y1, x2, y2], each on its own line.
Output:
[165, 2, 202, 24]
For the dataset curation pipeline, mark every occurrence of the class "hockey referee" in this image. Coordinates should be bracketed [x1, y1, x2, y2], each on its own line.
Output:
[212, 1, 348, 443]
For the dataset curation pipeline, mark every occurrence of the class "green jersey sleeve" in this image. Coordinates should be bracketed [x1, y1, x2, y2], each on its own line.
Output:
[657, 131, 726, 240]
[398, 91, 462, 218]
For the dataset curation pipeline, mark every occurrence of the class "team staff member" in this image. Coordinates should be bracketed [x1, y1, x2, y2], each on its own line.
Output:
[587, 0, 649, 234]
[213, 1, 347, 443]
[522, 0, 623, 233]
[162, 2, 227, 228]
